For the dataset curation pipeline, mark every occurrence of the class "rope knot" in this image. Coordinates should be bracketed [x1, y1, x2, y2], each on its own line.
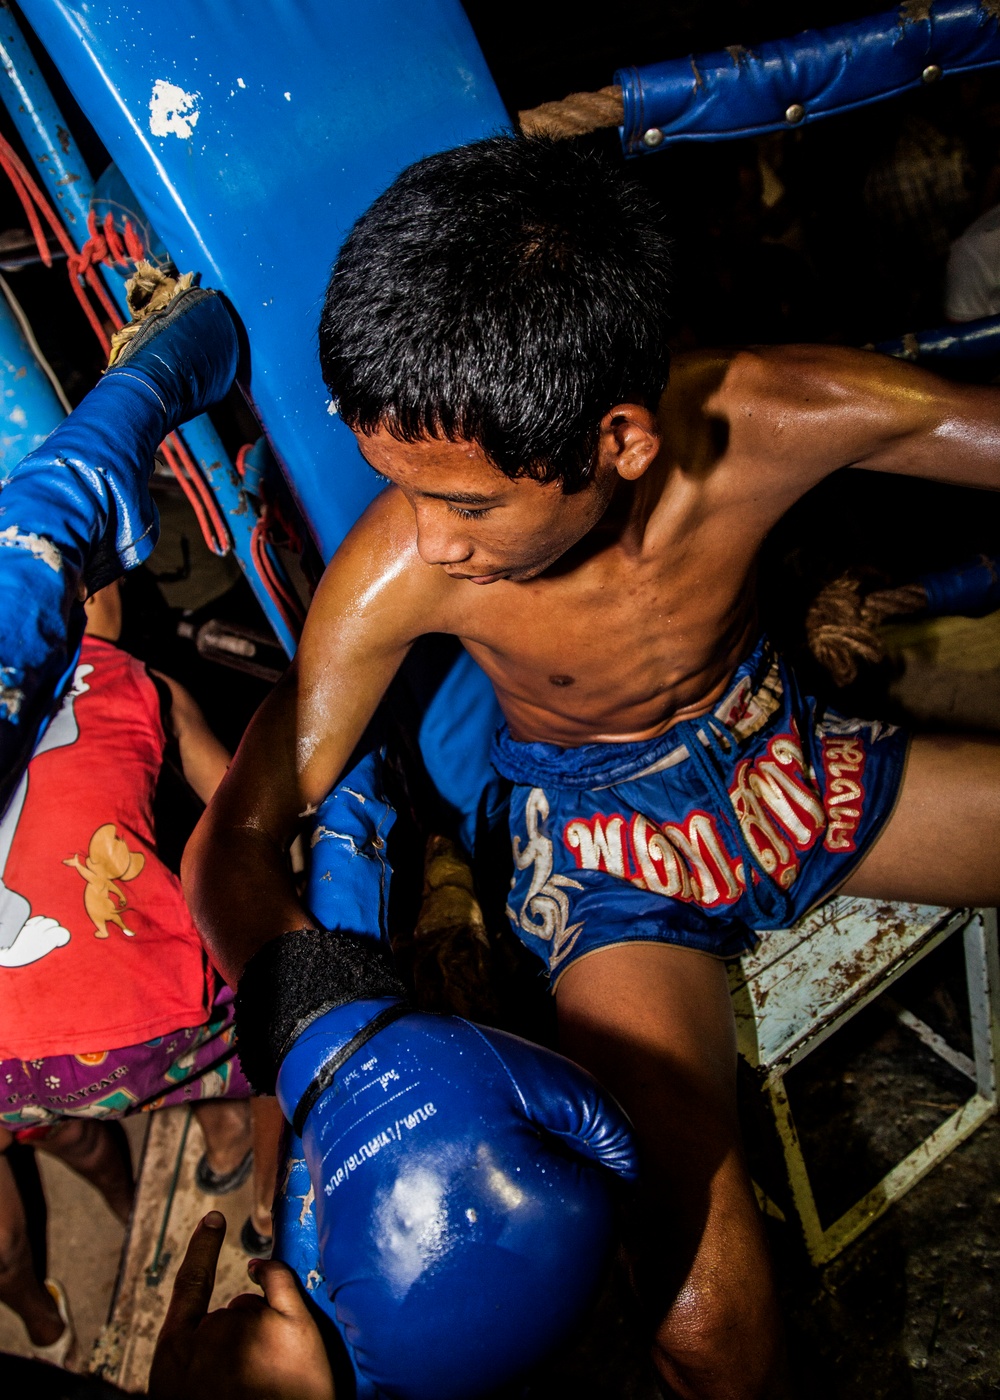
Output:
[70, 210, 147, 285]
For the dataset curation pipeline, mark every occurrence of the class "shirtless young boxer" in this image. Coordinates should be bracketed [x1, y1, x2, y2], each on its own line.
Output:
[186, 136, 1000, 1400]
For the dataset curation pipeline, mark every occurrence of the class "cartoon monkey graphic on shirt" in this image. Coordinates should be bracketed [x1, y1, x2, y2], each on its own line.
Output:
[64, 823, 145, 939]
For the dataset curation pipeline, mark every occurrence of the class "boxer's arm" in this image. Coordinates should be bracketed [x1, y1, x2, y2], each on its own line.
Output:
[182, 491, 443, 986]
[721, 344, 1000, 495]
[152, 672, 231, 804]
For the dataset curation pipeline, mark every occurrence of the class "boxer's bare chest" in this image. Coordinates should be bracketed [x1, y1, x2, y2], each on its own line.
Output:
[447, 483, 766, 745]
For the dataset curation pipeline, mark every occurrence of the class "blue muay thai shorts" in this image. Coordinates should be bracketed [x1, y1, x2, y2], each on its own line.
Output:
[491, 636, 910, 985]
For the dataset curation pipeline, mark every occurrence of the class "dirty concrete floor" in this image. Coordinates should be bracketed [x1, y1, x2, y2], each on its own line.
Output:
[774, 936, 1000, 1400]
[0, 1110, 259, 1385]
[0, 1116, 147, 1366]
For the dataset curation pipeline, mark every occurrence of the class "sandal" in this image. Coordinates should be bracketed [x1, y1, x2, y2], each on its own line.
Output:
[194, 1147, 253, 1195]
[240, 1215, 273, 1258]
[30, 1278, 77, 1369]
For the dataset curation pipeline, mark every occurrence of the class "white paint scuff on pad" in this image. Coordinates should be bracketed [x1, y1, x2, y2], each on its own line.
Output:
[149, 80, 201, 139]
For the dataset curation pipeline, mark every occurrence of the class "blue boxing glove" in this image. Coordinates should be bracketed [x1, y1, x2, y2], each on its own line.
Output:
[253, 954, 636, 1400]
[238, 759, 637, 1399]
[0, 286, 237, 816]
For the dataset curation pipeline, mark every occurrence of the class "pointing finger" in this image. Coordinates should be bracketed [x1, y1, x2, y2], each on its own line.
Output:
[159, 1211, 226, 1340]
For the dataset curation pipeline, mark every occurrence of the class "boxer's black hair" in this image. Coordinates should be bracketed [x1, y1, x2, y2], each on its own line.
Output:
[319, 135, 672, 493]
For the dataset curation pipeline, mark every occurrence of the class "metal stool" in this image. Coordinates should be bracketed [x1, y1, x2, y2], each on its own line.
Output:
[730, 898, 1000, 1264]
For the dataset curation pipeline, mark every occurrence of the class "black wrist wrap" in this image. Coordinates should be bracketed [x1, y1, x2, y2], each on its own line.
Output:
[233, 927, 408, 1094]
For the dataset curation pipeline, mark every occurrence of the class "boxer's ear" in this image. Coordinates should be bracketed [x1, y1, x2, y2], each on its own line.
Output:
[597, 403, 661, 482]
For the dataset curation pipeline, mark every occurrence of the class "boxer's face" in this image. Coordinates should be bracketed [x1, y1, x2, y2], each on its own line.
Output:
[356, 427, 616, 584]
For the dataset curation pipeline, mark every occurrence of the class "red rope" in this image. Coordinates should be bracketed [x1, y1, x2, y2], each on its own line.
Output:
[0, 130, 238, 560]
[162, 432, 230, 557]
[0, 134, 123, 354]
[235, 443, 253, 478]
[235, 439, 305, 637]
[250, 516, 306, 639]
[174, 434, 230, 555]
[123, 219, 145, 263]
[237, 439, 305, 638]
[103, 211, 123, 265]
[159, 435, 217, 551]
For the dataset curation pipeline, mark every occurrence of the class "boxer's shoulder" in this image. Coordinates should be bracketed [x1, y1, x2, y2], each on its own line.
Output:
[304, 483, 453, 649]
[697, 343, 876, 423]
[679, 342, 934, 492]
[700, 342, 934, 434]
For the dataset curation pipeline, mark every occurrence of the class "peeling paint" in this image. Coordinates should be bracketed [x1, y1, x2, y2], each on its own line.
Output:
[278, 1155, 305, 1194]
[298, 1182, 315, 1226]
[305, 1268, 322, 1292]
[736, 899, 962, 1074]
[149, 79, 201, 139]
[0, 526, 62, 571]
[690, 56, 704, 89]
[310, 825, 361, 855]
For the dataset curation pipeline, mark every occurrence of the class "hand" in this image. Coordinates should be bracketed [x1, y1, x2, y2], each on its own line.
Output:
[148, 1211, 335, 1400]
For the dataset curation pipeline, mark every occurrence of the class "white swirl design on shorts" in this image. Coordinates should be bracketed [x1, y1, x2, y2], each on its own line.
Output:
[507, 787, 584, 970]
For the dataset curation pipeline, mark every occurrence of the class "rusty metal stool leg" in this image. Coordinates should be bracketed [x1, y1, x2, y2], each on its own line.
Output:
[738, 903, 1000, 1266]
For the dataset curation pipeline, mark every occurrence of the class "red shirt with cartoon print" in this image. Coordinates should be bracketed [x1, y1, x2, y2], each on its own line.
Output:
[0, 636, 211, 1058]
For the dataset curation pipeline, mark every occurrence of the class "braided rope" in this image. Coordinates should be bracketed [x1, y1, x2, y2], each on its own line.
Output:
[805, 574, 928, 686]
[517, 85, 624, 140]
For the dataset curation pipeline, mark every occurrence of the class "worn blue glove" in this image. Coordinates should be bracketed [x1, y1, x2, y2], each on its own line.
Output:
[272, 994, 636, 1400]
[244, 746, 636, 1397]
[0, 287, 237, 816]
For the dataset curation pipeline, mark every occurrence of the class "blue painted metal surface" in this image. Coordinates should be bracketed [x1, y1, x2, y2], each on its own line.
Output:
[20, 0, 511, 564]
[0, 6, 93, 232]
[874, 311, 1000, 360]
[617, 1, 1000, 154]
[0, 287, 64, 478]
[0, 4, 298, 650]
